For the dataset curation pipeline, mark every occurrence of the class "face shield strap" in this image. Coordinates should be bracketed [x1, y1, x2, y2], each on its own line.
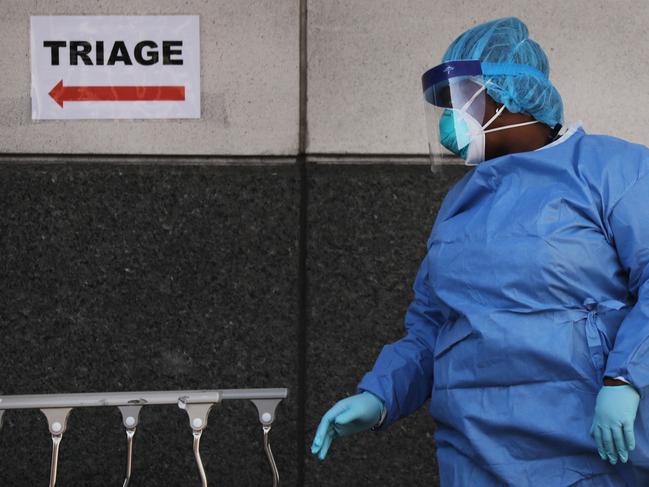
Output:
[480, 62, 548, 81]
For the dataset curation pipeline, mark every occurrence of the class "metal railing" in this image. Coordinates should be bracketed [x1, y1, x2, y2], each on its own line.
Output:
[0, 388, 288, 487]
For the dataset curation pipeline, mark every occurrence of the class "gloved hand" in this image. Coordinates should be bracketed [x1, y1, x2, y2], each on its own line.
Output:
[310, 391, 385, 461]
[590, 384, 640, 465]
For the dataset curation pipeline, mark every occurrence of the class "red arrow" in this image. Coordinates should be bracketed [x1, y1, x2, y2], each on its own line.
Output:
[48, 80, 185, 107]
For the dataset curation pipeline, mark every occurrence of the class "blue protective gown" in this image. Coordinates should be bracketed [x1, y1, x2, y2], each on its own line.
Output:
[357, 123, 649, 486]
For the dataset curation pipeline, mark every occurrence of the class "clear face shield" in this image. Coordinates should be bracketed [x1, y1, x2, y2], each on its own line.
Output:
[422, 61, 490, 169]
[421, 60, 545, 170]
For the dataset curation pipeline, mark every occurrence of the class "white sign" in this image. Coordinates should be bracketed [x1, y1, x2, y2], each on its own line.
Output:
[30, 16, 200, 120]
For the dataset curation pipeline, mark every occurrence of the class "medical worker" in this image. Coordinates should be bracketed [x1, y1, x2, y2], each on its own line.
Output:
[311, 17, 649, 486]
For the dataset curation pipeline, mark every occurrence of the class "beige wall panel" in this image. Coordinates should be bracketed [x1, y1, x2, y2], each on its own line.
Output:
[0, 0, 298, 154]
[307, 1, 649, 154]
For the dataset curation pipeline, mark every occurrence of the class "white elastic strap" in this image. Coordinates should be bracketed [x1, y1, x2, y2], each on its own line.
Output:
[460, 83, 487, 112]
[483, 118, 539, 134]
[482, 104, 507, 130]
[459, 80, 539, 135]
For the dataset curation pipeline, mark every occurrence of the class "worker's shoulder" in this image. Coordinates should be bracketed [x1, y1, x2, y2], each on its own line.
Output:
[574, 132, 649, 196]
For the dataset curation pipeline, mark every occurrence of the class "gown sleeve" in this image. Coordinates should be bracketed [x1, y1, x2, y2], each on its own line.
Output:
[356, 251, 446, 430]
[604, 172, 649, 397]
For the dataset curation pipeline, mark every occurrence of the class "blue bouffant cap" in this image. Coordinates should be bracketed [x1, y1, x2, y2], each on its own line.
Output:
[442, 17, 563, 128]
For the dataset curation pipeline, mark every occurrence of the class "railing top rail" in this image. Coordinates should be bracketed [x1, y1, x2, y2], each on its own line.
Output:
[0, 388, 288, 410]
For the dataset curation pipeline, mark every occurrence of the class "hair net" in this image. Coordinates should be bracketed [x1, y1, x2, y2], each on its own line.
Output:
[442, 17, 563, 128]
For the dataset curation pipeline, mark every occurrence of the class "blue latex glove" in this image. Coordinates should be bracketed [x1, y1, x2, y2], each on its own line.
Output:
[310, 391, 385, 461]
[590, 385, 640, 464]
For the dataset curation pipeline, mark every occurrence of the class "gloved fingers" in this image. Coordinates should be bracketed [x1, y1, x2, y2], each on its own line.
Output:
[600, 427, 618, 464]
[312, 403, 347, 450]
[623, 422, 636, 451]
[318, 428, 336, 461]
[311, 419, 329, 452]
[611, 426, 628, 463]
[310, 428, 322, 455]
[591, 426, 607, 461]
[311, 422, 334, 459]
[311, 426, 325, 455]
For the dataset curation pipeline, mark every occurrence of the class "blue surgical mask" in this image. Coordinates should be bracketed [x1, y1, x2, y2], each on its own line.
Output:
[439, 108, 471, 160]
[438, 95, 539, 165]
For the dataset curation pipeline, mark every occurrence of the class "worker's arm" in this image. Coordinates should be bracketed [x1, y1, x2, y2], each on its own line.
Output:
[356, 252, 445, 431]
[592, 172, 649, 465]
[603, 172, 649, 395]
[310, 251, 444, 461]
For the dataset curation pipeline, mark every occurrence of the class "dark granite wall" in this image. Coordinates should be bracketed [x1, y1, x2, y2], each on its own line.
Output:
[304, 164, 466, 486]
[0, 161, 466, 486]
